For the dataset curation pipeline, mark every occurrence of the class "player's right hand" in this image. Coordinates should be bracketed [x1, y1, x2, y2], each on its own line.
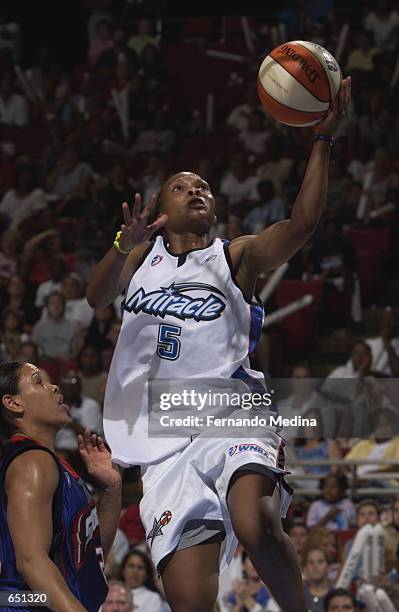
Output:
[119, 193, 168, 251]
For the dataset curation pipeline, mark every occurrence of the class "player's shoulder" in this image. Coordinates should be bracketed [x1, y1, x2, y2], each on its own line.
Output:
[5, 448, 60, 493]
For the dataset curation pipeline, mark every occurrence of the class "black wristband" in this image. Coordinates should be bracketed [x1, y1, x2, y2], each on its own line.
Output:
[313, 134, 336, 146]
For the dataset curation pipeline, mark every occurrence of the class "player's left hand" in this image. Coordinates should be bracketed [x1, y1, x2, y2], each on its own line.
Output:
[314, 76, 351, 137]
[78, 429, 122, 490]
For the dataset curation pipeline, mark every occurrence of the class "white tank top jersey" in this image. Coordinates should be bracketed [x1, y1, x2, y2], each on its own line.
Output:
[104, 235, 265, 466]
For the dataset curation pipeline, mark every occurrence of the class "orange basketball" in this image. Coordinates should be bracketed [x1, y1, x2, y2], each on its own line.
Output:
[257, 40, 342, 127]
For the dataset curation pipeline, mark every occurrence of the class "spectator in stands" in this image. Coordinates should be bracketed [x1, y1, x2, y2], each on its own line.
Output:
[85, 304, 117, 352]
[303, 547, 331, 612]
[99, 162, 135, 229]
[363, 0, 399, 55]
[0, 161, 46, 229]
[323, 588, 356, 612]
[0, 273, 39, 328]
[286, 521, 309, 559]
[220, 153, 258, 208]
[356, 499, 380, 527]
[87, 20, 114, 67]
[23, 228, 76, 286]
[345, 409, 399, 478]
[304, 527, 343, 582]
[238, 109, 271, 157]
[226, 215, 243, 241]
[384, 497, 399, 571]
[345, 30, 379, 75]
[119, 550, 162, 612]
[127, 19, 159, 56]
[0, 76, 28, 126]
[226, 84, 264, 132]
[328, 340, 373, 379]
[31, 291, 78, 360]
[256, 137, 294, 198]
[243, 180, 286, 235]
[34, 257, 67, 309]
[77, 344, 107, 405]
[140, 154, 168, 204]
[101, 580, 134, 612]
[306, 474, 356, 531]
[224, 551, 276, 611]
[55, 370, 103, 453]
[45, 144, 93, 197]
[130, 109, 176, 156]
[293, 413, 341, 482]
[366, 307, 399, 377]
[138, 43, 162, 93]
[0, 308, 29, 360]
[60, 272, 93, 329]
[16, 340, 51, 383]
[0, 230, 21, 285]
[95, 28, 137, 78]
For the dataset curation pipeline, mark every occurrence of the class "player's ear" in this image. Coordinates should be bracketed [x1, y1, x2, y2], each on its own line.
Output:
[2, 394, 24, 417]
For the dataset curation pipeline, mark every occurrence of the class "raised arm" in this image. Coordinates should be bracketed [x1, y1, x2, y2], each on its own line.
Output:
[6, 451, 86, 612]
[231, 78, 351, 299]
[86, 193, 167, 308]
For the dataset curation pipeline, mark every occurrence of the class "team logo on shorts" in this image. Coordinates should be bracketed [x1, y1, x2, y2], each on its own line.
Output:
[151, 255, 163, 266]
[147, 510, 172, 547]
[228, 443, 270, 458]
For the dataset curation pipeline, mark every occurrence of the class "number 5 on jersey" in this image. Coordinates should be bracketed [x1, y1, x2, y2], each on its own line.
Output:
[157, 324, 181, 360]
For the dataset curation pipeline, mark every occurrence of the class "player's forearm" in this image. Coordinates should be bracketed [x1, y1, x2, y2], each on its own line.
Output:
[96, 482, 122, 559]
[289, 140, 331, 236]
[17, 554, 86, 612]
[86, 246, 128, 308]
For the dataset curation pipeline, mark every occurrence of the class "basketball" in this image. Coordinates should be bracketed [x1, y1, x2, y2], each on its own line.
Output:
[257, 40, 342, 127]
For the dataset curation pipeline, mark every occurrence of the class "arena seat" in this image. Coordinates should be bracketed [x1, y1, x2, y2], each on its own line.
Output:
[274, 279, 323, 353]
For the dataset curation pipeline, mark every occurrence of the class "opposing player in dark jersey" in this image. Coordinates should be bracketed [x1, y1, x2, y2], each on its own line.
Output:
[0, 361, 122, 612]
[87, 78, 351, 612]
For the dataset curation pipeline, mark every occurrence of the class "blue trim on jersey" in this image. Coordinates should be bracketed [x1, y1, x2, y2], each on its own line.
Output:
[232, 365, 266, 395]
[249, 301, 264, 354]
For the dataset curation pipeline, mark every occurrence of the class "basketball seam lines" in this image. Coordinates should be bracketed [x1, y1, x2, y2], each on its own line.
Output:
[292, 41, 332, 100]
[259, 81, 327, 117]
[268, 54, 329, 104]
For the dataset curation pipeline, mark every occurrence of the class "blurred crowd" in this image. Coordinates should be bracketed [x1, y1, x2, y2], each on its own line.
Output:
[0, 0, 399, 609]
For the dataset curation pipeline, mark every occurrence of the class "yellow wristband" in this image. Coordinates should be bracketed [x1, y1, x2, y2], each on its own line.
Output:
[113, 230, 132, 255]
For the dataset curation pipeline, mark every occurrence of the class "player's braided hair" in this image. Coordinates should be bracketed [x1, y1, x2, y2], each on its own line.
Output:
[0, 361, 24, 440]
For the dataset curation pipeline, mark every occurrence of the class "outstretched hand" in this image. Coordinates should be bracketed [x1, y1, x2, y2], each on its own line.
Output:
[314, 76, 351, 137]
[78, 430, 122, 490]
[119, 193, 168, 252]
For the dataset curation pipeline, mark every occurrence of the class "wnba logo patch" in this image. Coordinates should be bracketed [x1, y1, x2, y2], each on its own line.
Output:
[228, 443, 269, 458]
[147, 510, 173, 547]
[151, 255, 163, 266]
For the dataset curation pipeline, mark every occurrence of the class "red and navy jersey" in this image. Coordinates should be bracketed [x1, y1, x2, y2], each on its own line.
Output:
[0, 436, 108, 612]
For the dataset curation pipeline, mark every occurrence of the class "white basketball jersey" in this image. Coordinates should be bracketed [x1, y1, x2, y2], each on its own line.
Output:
[104, 236, 265, 466]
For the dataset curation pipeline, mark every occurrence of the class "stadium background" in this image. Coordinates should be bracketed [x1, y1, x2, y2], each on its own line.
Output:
[0, 0, 398, 609]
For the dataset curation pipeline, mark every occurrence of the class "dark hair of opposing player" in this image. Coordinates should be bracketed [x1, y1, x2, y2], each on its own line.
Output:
[323, 587, 356, 611]
[0, 361, 24, 438]
[119, 549, 158, 592]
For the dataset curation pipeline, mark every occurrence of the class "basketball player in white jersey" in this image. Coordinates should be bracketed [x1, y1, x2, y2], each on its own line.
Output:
[87, 77, 351, 612]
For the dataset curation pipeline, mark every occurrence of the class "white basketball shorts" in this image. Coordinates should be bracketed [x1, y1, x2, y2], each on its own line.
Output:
[139, 435, 292, 573]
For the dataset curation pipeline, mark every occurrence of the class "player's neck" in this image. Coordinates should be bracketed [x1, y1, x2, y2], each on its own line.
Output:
[12, 425, 56, 451]
[164, 232, 210, 255]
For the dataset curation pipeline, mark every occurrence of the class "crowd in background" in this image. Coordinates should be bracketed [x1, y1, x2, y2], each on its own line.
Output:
[1, 0, 399, 609]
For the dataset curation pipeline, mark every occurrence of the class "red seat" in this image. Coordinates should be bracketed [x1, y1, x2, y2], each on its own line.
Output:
[347, 228, 390, 256]
[274, 280, 323, 353]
